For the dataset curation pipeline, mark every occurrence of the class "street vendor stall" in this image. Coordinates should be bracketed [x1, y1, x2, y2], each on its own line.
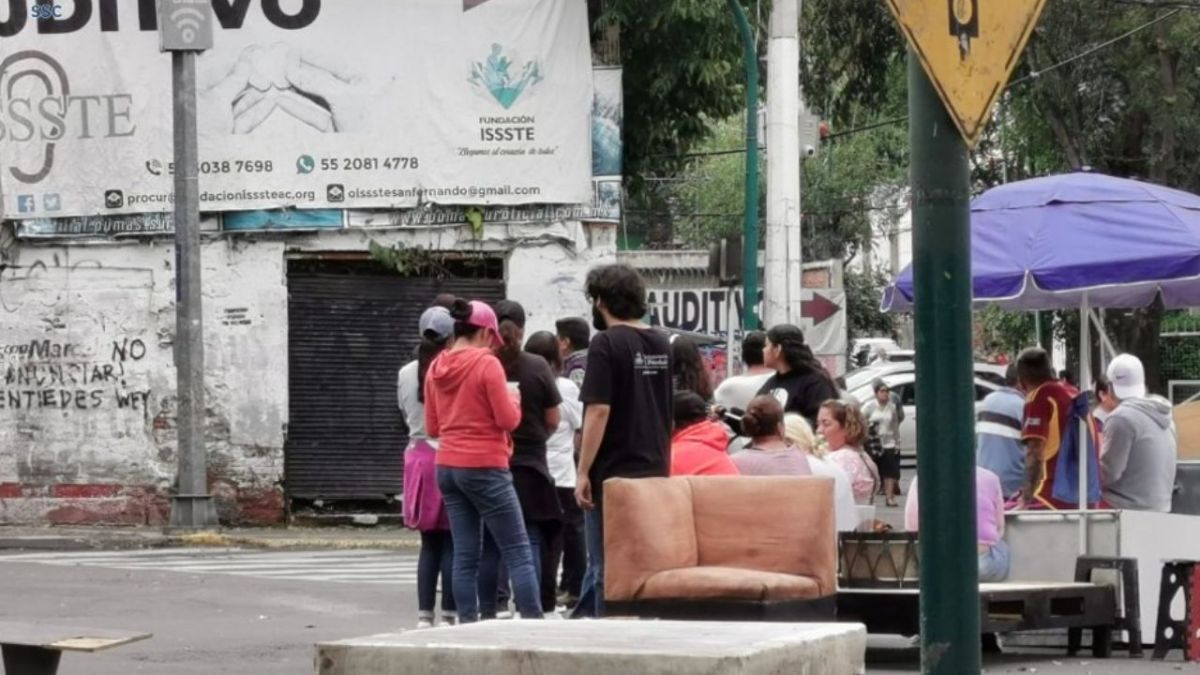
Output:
[882, 172, 1200, 644]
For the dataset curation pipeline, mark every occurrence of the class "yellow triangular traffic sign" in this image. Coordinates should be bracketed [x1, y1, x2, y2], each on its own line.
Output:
[886, 0, 1048, 148]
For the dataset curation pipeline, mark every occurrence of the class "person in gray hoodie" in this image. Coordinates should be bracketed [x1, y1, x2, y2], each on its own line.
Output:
[1100, 354, 1177, 512]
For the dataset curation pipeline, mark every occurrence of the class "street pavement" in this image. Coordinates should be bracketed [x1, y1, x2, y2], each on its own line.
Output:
[0, 548, 416, 674]
[2, 545, 1197, 674]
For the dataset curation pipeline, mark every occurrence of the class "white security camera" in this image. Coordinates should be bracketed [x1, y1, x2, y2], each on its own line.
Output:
[803, 144, 818, 158]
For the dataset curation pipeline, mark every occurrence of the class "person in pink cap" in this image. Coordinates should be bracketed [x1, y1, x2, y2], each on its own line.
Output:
[425, 298, 544, 622]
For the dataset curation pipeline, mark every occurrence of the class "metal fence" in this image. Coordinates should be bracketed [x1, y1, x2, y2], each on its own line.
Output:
[1168, 380, 1200, 405]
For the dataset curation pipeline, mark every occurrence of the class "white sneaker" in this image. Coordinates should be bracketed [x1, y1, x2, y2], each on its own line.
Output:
[496, 610, 515, 620]
[416, 618, 434, 629]
[440, 614, 458, 627]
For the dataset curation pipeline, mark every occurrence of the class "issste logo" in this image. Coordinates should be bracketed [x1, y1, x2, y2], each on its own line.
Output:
[31, 4, 65, 20]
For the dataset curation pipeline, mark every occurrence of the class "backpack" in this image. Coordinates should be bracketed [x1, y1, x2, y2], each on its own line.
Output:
[1050, 391, 1102, 507]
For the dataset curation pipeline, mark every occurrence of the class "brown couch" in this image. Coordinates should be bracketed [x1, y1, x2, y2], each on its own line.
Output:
[604, 475, 837, 620]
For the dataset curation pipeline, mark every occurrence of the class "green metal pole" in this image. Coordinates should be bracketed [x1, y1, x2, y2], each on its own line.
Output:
[908, 51, 981, 674]
[728, 0, 760, 331]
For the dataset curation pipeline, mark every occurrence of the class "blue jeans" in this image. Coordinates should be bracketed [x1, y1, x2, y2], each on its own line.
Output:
[417, 530, 454, 615]
[436, 466, 543, 622]
[571, 506, 605, 618]
[979, 539, 1011, 583]
[478, 525, 543, 618]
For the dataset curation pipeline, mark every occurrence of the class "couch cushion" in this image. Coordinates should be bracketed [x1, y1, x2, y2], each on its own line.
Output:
[637, 566, 824, 602]
[603, 477, 699, 602]
[688, 475, 836, 595]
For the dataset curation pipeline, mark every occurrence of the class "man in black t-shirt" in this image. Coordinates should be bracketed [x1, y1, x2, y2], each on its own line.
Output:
[573, 264, 672, 618]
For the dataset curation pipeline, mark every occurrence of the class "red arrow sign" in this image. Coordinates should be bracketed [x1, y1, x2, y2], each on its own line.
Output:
[802, 292, 841, 326]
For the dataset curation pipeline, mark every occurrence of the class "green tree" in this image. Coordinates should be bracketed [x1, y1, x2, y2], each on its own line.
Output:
[599, 0, 767, 191]
[792, 0, 1200, 387]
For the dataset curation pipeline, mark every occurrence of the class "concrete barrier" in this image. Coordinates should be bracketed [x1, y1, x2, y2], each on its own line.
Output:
[316, 620, 866, 675]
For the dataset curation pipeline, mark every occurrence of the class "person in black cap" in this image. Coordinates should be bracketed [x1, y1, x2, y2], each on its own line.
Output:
[476, 299, 564, 617]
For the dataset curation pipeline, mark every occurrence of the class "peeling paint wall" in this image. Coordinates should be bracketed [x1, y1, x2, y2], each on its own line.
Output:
[0, 221, 615, 525]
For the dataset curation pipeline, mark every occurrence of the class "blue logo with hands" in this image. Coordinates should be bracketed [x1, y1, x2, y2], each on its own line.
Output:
[470, 44, 543, 109]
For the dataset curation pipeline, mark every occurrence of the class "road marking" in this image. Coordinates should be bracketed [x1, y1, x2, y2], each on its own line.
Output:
[0, 548, 419, 585]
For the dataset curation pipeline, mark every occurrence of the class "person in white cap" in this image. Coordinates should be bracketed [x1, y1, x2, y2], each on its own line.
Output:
[1100, 354, 1178, 512]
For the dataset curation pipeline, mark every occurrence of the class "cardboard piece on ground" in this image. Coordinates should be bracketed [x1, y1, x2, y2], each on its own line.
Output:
[0, 621, 150, 652]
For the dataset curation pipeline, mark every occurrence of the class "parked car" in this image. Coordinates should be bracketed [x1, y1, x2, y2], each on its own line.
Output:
[850, 338, 901, 368]
[848, 371, 1001, 463]
[843, 360, 1007, 394]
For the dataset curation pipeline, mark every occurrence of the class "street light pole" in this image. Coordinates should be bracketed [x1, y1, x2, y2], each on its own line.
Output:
[161, 0, 218, 530]
[728, 0, 760, 332]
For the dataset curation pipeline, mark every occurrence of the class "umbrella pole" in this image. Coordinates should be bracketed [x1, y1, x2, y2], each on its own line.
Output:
[1079, 293, 1091, 555]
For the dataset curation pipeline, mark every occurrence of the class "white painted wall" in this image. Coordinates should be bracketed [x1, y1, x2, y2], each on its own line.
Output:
[0, 220, 614, 523]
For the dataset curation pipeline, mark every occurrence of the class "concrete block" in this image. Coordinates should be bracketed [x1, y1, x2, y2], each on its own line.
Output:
[316, 620, 866, 675]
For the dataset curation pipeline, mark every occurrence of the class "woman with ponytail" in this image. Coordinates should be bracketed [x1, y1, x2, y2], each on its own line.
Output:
[426, 298, 544, 622]
[757, 324, 839, 429]
[476, 300, 564, 617]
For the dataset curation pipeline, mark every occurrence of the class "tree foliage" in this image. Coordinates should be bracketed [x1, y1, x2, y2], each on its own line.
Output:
[599, 0, 767, 191]
[793, 0, 1200, 384]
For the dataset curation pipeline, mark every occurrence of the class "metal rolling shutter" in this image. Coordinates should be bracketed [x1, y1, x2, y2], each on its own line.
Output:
[284, 271, 505, 501]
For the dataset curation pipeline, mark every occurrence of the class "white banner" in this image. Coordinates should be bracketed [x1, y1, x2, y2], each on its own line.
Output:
[0, 0, 592, 218]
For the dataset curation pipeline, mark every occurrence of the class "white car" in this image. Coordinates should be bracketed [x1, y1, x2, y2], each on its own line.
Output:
[850, 338, 901, 368]
[844, 360, 1007, 393]
[849, 371, 1002, 463]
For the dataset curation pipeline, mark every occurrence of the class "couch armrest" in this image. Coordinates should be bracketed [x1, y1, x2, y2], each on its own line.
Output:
[603, 477, 699, 602]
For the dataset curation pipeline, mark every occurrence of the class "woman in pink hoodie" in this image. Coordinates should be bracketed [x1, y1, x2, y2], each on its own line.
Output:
[426, 299, 543, 622]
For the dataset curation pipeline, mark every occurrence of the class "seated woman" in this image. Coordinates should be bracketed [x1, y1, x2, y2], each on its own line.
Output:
[817, 399, 880, 505]
[670, 391, 739, 477]
[731, 395, 812, 476]
[783, 414, 859, 532]
[905, 467, 1010, 582]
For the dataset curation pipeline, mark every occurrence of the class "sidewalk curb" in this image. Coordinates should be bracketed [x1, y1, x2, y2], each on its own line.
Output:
[173, 531, 422, 551]
[0, 528, 423, 552]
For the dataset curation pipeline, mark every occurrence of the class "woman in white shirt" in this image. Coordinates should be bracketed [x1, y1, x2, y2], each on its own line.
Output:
[398, 306, 456, 628]
[524, 331, 585, 608]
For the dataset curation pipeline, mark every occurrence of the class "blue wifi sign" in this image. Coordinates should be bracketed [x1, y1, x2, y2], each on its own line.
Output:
[158, 0, 213, 52]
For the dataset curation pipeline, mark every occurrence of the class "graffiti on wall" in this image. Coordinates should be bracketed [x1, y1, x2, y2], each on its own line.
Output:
[1, 337, 153, 413]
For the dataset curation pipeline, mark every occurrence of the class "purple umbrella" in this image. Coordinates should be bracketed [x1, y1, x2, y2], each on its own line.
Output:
[882, 172, 1200, 311]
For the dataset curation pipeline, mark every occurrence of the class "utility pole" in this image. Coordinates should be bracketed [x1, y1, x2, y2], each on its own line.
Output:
[727, 0, 760, 332]
[764, 0, 800, 327]
[161, 0, 219, 529]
